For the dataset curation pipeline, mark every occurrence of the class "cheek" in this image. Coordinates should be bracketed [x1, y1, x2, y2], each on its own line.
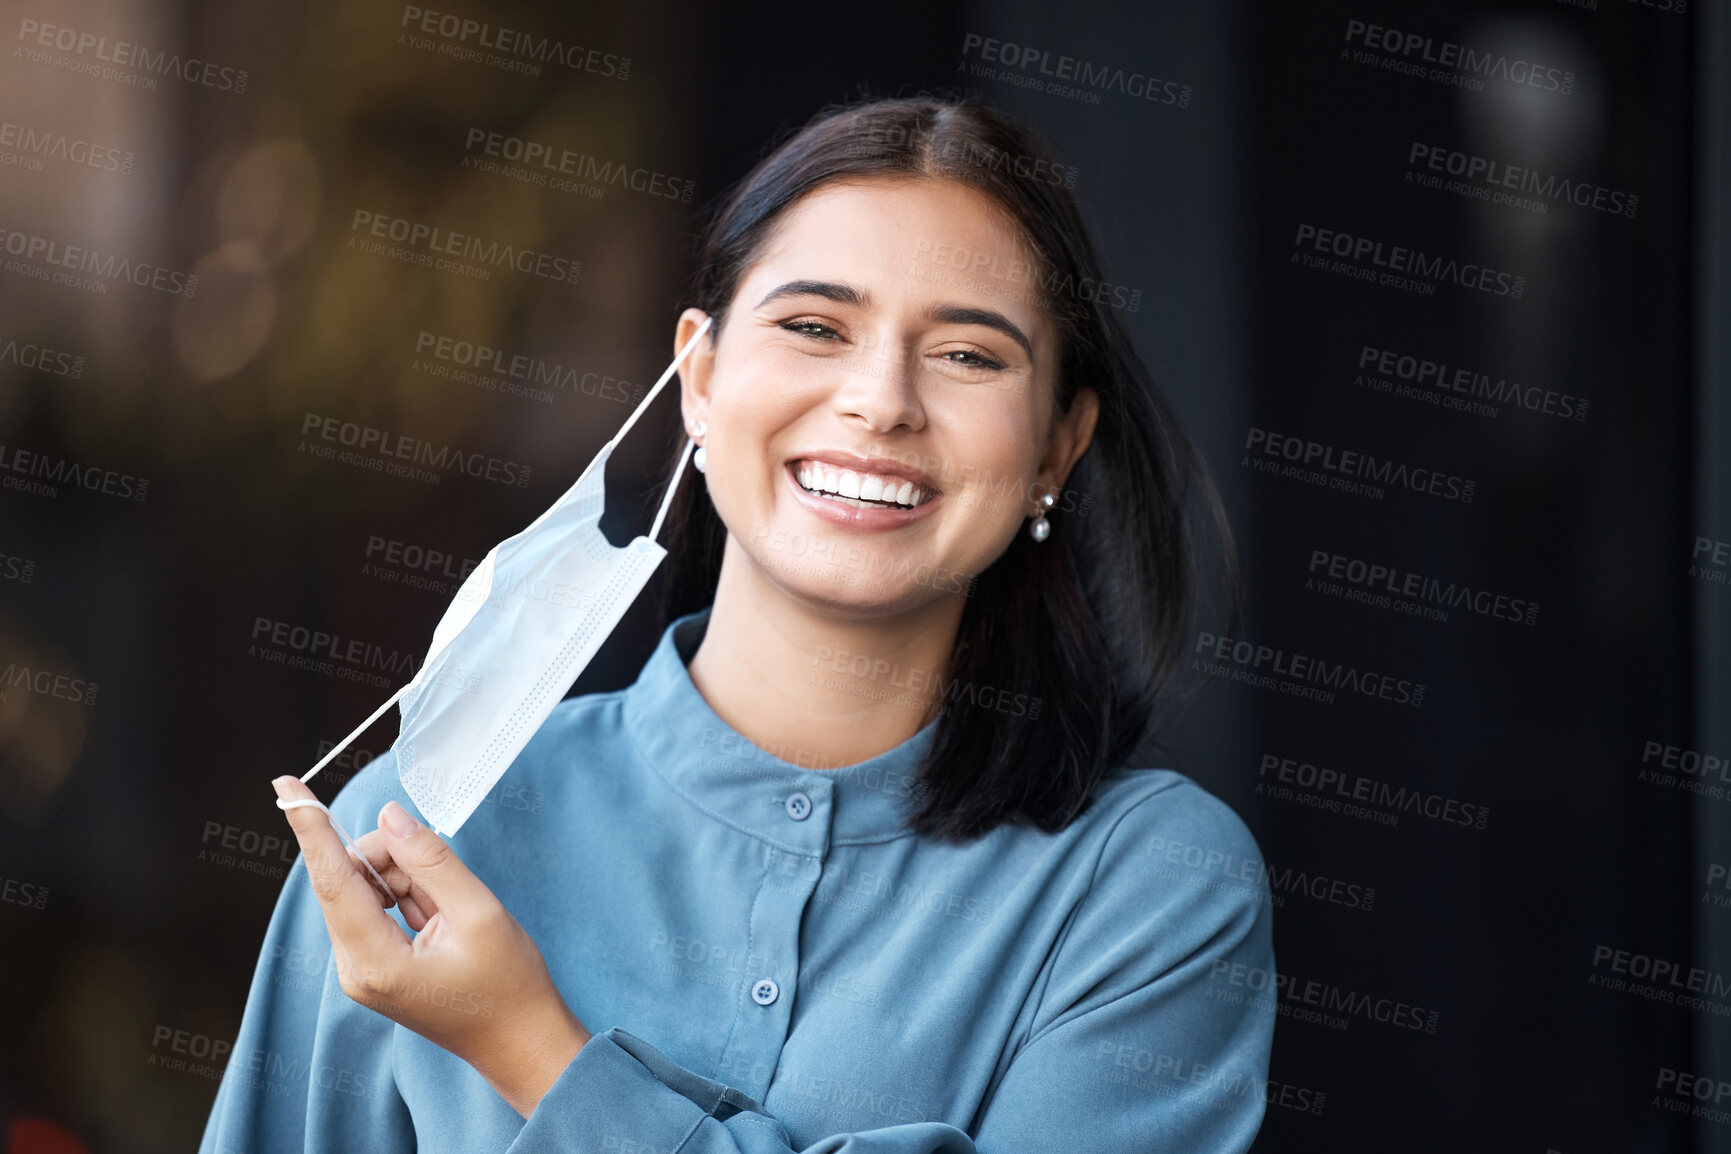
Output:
[712, 351, 814, 433]
[740, 343, 839, 407]
[702, 380, 798, 523]
[940, 406, 1040, 504]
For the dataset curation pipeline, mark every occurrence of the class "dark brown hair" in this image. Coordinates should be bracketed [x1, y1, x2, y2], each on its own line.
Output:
[660, 95, 1235, 842]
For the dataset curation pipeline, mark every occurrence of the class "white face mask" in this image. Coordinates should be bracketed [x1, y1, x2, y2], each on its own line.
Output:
[295, 317, 713, 836]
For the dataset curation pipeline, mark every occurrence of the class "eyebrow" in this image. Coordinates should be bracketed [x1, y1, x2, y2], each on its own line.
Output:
[755, 280, 869, 310]
[754, 279, 1034, 361]
[925, 304, 1033, 361]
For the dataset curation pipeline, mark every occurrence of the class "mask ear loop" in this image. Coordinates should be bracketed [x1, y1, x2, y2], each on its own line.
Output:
[650, 438, 697, 544]
[610, 314, 712, 452]
[276, 797, 394, 901]
[644, 315, 713, 543]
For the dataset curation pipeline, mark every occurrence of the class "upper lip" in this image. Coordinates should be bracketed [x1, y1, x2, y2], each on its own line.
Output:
[786, 450, 941, 495]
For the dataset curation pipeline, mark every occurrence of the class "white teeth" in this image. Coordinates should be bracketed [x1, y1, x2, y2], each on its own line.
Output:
[793, 461, 929, 509]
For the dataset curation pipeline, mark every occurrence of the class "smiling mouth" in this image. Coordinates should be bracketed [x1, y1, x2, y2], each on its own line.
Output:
[790, 460, 935, 510]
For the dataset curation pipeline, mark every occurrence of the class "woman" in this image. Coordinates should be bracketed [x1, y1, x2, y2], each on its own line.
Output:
[202, 96, 1276, 1153]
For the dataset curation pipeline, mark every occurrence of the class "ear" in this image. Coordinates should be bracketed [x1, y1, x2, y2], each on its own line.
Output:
[1033, 385, 1100, 510]
[676, 308, 717, 436]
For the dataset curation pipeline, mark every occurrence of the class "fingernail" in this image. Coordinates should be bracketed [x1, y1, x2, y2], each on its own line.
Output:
[381, 801, 420, 838]
[271, 776, 296, 799]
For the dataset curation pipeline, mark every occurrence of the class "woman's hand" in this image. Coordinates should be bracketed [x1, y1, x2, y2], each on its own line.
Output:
[271, 775, 590, 1117]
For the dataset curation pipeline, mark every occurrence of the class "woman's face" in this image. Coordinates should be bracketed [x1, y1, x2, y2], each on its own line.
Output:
[677, 176, 1097, 616]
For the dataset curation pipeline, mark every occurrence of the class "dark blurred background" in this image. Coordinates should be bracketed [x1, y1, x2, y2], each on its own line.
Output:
[0, 0, 1725, 1150]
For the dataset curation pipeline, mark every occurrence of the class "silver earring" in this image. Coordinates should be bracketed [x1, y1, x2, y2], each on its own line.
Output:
[1029, 491, 1055, 542]
[689, 420, 707, 473]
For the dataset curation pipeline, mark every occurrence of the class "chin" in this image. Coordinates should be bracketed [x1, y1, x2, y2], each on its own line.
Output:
[753, 549, 956, 619]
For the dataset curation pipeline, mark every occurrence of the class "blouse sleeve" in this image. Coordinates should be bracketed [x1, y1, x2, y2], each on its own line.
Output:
[507, 781, 1276, 1154]
[198, 771, 417, 1154]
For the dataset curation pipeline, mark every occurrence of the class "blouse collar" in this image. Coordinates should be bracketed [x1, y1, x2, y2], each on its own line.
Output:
[620, 608, 936, 853]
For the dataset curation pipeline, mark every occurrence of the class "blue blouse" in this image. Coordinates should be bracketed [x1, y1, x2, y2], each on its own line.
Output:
[200, 608, 1276, 1152]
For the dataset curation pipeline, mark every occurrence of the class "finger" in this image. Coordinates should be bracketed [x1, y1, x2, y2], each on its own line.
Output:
[347, 845, 398, 909]
[279, 797, 396, 906]
[376, 801, 494, 914]
[272, 777, 411, 968]
[398, 893, 431, 933]
[350, 830, 417, 908]
[370, 804, 442, 923]
[349, 830, 430, 930]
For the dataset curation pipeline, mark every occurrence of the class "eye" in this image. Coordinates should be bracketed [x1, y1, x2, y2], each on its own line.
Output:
[780, 319, 842, 341]
[940, 348, 1007, 372]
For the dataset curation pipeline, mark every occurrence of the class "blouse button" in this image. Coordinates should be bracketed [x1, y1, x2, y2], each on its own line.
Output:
[751, 978, 780, 1006]
[784, 791, 812, 821]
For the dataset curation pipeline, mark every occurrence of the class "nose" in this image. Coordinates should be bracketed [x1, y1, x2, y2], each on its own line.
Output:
[828, 333, 925, 434]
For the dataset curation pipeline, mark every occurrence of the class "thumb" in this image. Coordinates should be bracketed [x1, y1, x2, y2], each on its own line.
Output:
[377, 801, 491, 911]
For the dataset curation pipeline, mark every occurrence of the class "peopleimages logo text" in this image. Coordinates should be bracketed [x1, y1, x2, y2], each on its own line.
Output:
[0, 227, 196, 296]
[1343, 18, 1575, 94]
[0, 335, 84, 378]
[348, 211, 580, 285]
[399, 6, 629, 78]
[16, 18, 250, 92]
[1245, 427, 1475, 504]
[0, 444, 147, 501]
[1408, 143, 1637, 218]
[1194, 631, 1426, 708]
[298, 413, 532, 488]
[462, 130, 692, 201]
[1357, 345, 1587, 422]
[0, 120, 135, 174]
[960, 33, 1191, 106]
[1294, 224, 1524, 298]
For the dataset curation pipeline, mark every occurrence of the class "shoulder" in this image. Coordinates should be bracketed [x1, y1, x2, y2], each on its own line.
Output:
[508, 688, 637, 788]
[320, 689, 636, 836]
[1084, 768, 1264, 872]
[534, 688, 632, 746]
[1013, 768, 1275, 1037]
[1068, 768, 1272, 955]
